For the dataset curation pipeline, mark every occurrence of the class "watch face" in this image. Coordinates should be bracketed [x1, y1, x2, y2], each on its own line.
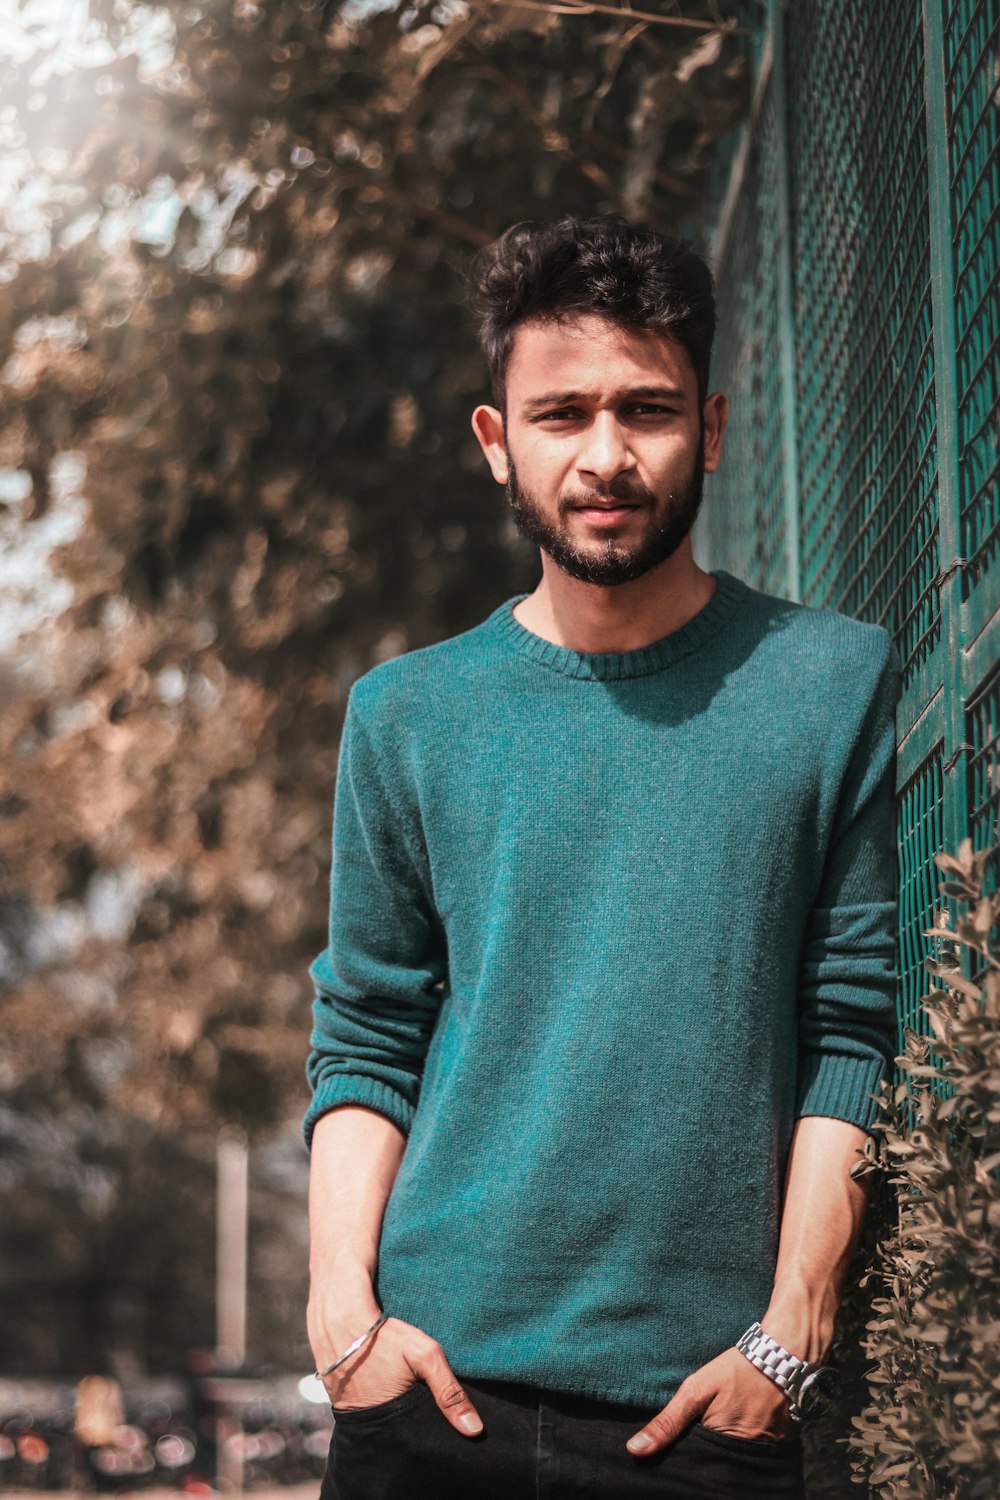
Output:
[798, 1366, 841, 1419]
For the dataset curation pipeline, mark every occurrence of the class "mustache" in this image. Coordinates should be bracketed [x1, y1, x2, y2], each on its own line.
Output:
[560, 479, 658, 510]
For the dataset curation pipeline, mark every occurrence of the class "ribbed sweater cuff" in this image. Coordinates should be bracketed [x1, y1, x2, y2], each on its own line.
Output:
[303, 1075, 415, 1151]
[794, 1050, 892, 1138]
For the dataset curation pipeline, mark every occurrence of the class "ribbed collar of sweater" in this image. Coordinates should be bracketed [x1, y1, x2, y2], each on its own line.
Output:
[487, 567, 749, 681]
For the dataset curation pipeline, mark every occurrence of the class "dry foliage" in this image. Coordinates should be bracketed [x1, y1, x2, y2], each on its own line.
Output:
[843, 837, 1000, 1498]
[0, 0, 750, 1374]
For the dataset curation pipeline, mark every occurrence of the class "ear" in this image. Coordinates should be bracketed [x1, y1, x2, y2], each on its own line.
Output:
[471, 404, 509, 484]
[702, 391, 728, 474]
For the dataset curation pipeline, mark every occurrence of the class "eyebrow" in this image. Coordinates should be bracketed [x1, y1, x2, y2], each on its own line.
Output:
[521, 384, 687, 412]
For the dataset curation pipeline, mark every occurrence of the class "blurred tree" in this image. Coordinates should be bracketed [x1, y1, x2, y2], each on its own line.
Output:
[0, 0, 749, 1373]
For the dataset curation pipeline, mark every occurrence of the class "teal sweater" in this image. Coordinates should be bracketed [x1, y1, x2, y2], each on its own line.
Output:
[304, 568, 900, 1407]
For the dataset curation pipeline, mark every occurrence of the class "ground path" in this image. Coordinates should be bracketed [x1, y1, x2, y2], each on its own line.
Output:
[2, 1488, 319, 1499]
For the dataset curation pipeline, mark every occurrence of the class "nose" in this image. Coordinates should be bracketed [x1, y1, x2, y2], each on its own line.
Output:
[576, 411, 634, 485]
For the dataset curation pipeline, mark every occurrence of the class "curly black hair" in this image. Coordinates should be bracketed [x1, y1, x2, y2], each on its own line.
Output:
[468, 213, 717, 411]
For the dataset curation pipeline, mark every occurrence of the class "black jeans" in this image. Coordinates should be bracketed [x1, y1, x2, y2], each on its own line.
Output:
[320, 1375, 807, 1499]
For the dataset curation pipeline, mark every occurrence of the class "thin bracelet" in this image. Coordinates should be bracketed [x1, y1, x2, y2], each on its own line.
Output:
[314, 1312, 389, 1380]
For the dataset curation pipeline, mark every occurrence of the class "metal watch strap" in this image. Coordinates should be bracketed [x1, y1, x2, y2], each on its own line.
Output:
[735, 1320, 812, 1416]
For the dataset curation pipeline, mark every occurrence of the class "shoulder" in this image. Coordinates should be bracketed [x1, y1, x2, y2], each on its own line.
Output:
[734, 576, 900, 697]
[344, 607, 505, 742]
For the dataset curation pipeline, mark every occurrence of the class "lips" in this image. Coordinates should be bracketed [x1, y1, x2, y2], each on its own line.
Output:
[572, 503, 641, 524]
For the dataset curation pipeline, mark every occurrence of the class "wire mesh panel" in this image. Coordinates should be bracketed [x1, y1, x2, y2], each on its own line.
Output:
[967, 667, 1000, 865]
[967, 663, 1000, 982]
[943, 0, 1000, 602]
[786, 1, 940, 683]
[704, 69, 791, 598]
[779, 6, 864, 615]
[897, 752, 947, 1049]
[706, 0, 999, 1112]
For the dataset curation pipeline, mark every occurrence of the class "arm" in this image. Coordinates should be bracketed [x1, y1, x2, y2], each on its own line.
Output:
[307, 1103, 406, 1360]
[793, 631, 901, 1135]
[765, 632, 903, 1357]
[304, 686, 447, 1148]
[303, 689, 484, 1436]
[307, 1103, 402, 1388]
[758, 1114, 873, 1364]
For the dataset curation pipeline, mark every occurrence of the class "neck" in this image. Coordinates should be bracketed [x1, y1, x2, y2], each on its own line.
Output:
[512, 545, 717, 654]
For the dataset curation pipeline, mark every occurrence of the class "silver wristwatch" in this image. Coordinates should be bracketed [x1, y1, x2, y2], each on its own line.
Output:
[735, 1321, 841, 1422]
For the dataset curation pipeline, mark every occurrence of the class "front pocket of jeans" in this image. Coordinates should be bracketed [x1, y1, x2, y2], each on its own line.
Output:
[331, 1381, 429, 1424]
[691, 1422, 800, 1455]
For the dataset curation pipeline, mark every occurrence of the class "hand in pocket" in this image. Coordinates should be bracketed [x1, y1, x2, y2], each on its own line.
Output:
[319, 1315, 484, 1437]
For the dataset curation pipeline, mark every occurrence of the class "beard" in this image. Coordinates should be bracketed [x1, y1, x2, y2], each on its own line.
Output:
[505, 446, 706, 587]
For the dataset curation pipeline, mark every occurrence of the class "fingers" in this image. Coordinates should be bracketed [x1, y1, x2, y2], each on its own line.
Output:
[410, 1341, 484, 1438]
[626, 1393, 701, 1456]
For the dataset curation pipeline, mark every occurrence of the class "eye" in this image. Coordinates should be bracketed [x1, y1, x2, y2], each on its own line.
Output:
[532, 408, 581, 423]
[627, 404, 680, 417]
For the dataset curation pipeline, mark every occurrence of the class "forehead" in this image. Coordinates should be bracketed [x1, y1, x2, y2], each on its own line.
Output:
[505, 313, 696, 406]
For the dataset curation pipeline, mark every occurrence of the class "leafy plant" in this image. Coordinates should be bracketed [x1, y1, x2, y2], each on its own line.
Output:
[844, 836, 1000, 1498]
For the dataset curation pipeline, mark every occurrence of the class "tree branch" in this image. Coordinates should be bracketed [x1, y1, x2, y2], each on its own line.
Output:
[490, 1, 747, 35]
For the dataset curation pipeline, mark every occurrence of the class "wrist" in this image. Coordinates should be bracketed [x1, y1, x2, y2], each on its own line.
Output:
[736, 1319, 843, 1423]
[308, 1247, 376, 1288]
[758, 1298, 836, 1365]
[307, 1266, 381, 1349]
[313, 1310, 389, 1379]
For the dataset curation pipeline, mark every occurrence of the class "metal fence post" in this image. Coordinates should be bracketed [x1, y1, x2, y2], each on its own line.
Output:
[921, 0, 974, 877]
[770, 0, 801, 604]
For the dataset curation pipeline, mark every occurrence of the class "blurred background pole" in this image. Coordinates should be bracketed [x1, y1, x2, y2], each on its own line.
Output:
[216, 1125, 248, 1366]
[216, 1125, 248, 1493]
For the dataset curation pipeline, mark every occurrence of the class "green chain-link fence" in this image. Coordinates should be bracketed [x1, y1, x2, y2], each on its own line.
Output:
[697, 0, 999, 1072]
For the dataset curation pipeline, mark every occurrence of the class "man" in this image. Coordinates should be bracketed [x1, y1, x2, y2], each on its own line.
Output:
[304, 213, 901, 1499]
